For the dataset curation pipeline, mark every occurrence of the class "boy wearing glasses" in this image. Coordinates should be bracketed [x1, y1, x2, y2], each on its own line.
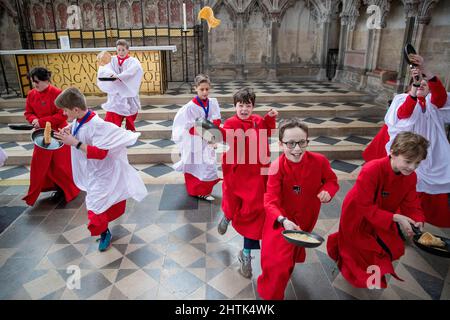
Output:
[218, 88, 277, 278]
[257, 119, 339, 299]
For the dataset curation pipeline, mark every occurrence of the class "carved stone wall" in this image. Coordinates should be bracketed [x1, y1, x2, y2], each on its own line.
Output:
[1, 0, 449, 97]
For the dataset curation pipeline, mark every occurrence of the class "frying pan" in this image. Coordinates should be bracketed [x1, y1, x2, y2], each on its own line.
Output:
[282, 230, 324, 248]
[404, 44, 420, 81]
[31, 128, 63, 150]
[411, 224, 450, 258]
[8, 124, 34, 130]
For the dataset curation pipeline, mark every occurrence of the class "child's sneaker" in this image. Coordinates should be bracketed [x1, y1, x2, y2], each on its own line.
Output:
[98, 228, 112, 252]
[217, 216, 230, 235]
[238, 249, 252, 278]
[197, 195, 215, 201]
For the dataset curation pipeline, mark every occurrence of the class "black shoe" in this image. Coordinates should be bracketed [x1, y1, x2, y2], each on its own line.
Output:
[49, 190, 64, 202]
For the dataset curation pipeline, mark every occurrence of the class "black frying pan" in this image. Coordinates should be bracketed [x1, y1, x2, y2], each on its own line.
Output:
[282, 230, 324, 248]
[404, 44, 420, 81]
[8, 124, 34, 130]
[98, 77, 117, 81]
[31, 128, 63, 150]
[411, 224, 450, 258]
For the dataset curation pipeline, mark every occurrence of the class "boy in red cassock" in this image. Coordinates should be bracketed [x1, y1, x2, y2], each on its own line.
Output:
[328, 131, 428, 289]
[363, 54, 450, 227]
[257, 119, 339, 300]
[217, 87, 278, 278]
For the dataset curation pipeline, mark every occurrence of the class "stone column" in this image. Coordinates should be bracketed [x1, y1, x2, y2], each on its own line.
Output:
[335, 0, 361, 81]
[267, 14, 280, 80]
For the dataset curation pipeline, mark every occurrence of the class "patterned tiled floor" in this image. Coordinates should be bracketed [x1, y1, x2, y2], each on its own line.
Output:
[0, 183, 449, 300]
[165, 81, 359, 96]
[0, 133, 369, 184]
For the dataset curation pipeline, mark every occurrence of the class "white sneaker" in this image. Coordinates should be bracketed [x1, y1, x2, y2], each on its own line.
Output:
[197, 195, 215, 201]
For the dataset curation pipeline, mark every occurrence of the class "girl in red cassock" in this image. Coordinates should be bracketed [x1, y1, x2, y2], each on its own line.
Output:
[23, 67, 79, 206]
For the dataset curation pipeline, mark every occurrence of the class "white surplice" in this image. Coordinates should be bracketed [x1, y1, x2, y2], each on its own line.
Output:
[71, 114, 147, 213]
[0, 146, 7, 167]
[171, 98, 221, 181]
[97, 56, 143, 116]
[385, 93, 450, 194]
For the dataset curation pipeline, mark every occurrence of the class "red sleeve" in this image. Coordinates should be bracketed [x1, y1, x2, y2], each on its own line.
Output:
[86, 145, 109, 160]
[399, 175, 425, 223]
[319, 157, 339, 200]
[352, 165, 395, 231]
[24, 93, 38, 124]
[38, 108, 67, 128]
[428, 76, 447, 108]
[397, 95, 417, 119]
[263, 114, 277, 136]
[263, 160, 286, 228]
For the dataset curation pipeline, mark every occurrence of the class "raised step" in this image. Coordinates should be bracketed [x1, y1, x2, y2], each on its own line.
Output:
[2, 134, 373, 166]
[0, 116, 383, 142]
[0, 158, 364, 185]
[0, 101, 385, 124]
[0, 81, 371, 108]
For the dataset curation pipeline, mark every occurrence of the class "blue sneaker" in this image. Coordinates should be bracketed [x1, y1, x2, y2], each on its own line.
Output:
[98, 229, 112, 252]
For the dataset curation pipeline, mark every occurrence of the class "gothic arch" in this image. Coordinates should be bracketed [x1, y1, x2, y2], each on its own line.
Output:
[244, 0, 271, 27]
[212, 0, 238, 27]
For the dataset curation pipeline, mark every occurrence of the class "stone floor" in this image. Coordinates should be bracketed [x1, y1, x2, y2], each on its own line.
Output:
[0, 182, 449, 300]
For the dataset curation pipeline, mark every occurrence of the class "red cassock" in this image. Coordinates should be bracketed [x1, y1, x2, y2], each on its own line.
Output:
[327, 156, 425, 289]
[363, 77, 449, 227]
[257, 152, 339, 300]
[22, 85, 80, 206]
[221, 114, 276, 240]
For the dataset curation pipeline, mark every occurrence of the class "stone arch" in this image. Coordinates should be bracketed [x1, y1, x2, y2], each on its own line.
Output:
[278, 0, 318, 64]
[209, 2, 236, 64]
[212, 0, 237, 26]
[244, 2, 270, 64]
[244, 0, 271, 27]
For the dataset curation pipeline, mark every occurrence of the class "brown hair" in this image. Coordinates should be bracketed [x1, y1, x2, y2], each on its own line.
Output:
[116, 39, 129, 49]
[233, 87, 256, 106]
[194, 74, 211, 87]
[278, 118, 309, 141]
[390, 131, 429, 160]
[55, 87, 87, 111]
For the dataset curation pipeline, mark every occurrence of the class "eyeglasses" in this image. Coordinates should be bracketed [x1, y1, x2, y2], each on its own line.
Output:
[282, 140, 309, 149]
[31, 79, 40, 84]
